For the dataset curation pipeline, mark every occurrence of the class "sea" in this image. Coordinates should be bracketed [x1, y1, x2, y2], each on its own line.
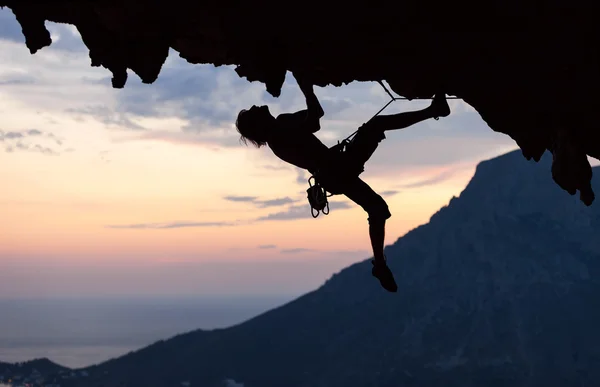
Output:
[0, 296, 293, 369]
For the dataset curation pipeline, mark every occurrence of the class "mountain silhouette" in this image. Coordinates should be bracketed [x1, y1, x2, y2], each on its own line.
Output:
[65, 149, 600, 387]
[1, 358, 68, 382]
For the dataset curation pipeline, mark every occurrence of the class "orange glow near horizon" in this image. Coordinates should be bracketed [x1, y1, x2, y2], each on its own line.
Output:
[0, 137, 481, 264]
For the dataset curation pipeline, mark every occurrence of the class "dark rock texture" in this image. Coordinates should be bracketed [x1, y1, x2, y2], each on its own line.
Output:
[58, 150, 600, 387]
[1, 1, 599, 204]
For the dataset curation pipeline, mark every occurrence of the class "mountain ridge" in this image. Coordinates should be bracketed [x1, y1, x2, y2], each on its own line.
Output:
[42, 150, 600, 386]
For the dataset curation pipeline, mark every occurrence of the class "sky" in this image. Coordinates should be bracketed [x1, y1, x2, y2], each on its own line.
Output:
[0, 8, 523, 299]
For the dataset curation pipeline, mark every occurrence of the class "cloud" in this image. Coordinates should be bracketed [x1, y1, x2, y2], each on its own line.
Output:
[67, 105, 146, 131]
[223, 195, 257, 202]
[255, 200, 352, 221]
[45, 24, 88, 53]
[260, 163, 289, 171]
[0, 73, 37, 85]
[295, 168, 308, 185]
[0, 129, 49, 142]
[258, 244, 277, 249]
[329, 201, 353, 210]
[281, 248, 316, 254]
[223, 195, 297, 208]
[104, 199, 352, 231]
[105, 221, 235, 229]
[0, 8, 25, 43]
[255, 204, 313, 221]
[18, 143, 57, 155]
[1, 129, 65, 155]
[76, 58, 232, 133]
[103, 199, 353, 231]
[319, 97, 353, 115]
[113, 64, 221, 120]
[396, 168, 459, 189]
[0, 131, 23, 141]
[381, 190, 400, 196]
[123, 129, 242, 149]
[104, 198, 354, 231]
[255, 197, 296, 207]
[0, 29, 122, 122]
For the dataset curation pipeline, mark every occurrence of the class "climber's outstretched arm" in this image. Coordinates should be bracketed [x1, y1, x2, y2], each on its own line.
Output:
[276, 73, 324, 133]
[296, 74, 324, 122]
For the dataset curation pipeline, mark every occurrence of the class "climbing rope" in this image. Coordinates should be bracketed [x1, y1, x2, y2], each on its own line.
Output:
[306, 81, 459, 218]
[342, 81, 460, 145]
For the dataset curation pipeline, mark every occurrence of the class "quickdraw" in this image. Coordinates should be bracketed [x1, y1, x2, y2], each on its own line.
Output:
[306, 175, 333, 218]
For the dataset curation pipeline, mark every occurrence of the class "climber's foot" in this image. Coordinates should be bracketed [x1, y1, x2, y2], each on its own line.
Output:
[430, 93, 450, 119]
[371, 259, 398, 293]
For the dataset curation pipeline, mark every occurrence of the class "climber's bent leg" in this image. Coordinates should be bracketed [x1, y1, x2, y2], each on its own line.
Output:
[342, 95, 450, 173]
[361, 93, 451, 134]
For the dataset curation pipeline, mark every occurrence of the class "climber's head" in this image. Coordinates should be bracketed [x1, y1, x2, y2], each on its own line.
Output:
[236, 105, 275, 148]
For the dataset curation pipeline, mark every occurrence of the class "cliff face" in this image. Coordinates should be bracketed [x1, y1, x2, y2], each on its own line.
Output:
[1, 1, 598, 205]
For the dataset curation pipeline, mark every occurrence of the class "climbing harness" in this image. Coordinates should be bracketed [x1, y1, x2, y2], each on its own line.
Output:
[306, 81, 459, 218]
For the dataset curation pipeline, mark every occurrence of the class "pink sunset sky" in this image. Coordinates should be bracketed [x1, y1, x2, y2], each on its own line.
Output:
[0, 8, 529, 298]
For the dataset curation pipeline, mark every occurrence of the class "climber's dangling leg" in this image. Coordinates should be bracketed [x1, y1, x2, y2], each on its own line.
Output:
[325, 93, 451, 292]
[320, 175, 397, 293]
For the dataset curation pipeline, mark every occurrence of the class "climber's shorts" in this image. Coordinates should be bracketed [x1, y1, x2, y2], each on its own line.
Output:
[312, 125, 391, 221]
[343, 124, 387, 172]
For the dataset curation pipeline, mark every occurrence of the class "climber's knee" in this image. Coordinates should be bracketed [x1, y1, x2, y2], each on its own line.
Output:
[342, 177, 391, 221]
[366, 196, 392, 223]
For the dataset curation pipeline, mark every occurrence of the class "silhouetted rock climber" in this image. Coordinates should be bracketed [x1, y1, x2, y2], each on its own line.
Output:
[235, 73, 451, 292]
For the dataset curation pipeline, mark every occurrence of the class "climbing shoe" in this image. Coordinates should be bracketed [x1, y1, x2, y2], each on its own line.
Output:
[371, 259, 398, 293]
[431, 93, 451, 120]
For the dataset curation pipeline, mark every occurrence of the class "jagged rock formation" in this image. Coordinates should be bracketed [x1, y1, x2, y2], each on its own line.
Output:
[56, 150, 600, 387]
[1, 1, 599, 205]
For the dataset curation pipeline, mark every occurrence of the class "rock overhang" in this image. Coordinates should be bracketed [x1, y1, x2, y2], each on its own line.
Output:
[2, 1, 598, 205]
